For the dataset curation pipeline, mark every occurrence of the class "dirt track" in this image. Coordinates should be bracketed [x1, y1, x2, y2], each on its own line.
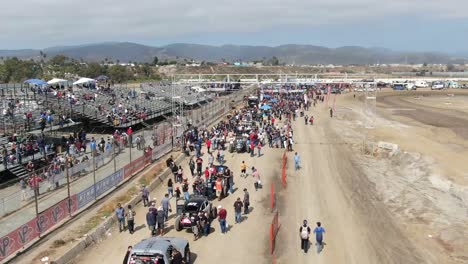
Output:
[20, 90, 468, 264]
[276, 103, 424, 264]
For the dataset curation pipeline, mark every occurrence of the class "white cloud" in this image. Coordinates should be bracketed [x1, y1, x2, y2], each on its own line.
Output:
[1, 0, 467, 48]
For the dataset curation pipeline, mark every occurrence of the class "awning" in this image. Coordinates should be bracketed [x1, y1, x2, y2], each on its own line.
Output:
[73, 78, 96, 85]
[24, 79, 47, 85]
[47, 78, 68, 85]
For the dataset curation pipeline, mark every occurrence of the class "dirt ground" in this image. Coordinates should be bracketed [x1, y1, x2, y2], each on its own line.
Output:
[16, 90, 468, 264]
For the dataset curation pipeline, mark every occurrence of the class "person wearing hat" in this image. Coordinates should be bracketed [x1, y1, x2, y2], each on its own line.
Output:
[217, 205, 227, 234]
[299, 220, 311, 253]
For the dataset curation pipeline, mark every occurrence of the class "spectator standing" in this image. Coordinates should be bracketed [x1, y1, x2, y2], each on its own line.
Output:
[243, 188, 250, 214]
[146, 207, 156, 236]
[141, 185, 149, 207]
[167, 179, 174, 197]
[206, 138, 211, 153]
[182, 180, 190, 201]
[196, 157, 203, 176]
[126, 205, 136, 234]
[294, 152, 301, 171]
[217, 205, 227, 234]
[161, 193, 171, 221]
[115, 203, 126, 232]
[233, 198, 243, 223]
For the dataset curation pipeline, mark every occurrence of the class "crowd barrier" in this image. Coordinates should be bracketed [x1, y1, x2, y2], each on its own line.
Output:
[269, 210, 280, 255]
[281, 152, 287, 187]
[0, 85, 256, 262]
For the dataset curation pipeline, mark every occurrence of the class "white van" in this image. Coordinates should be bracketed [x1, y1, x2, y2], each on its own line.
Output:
[414, 80, 428, 88]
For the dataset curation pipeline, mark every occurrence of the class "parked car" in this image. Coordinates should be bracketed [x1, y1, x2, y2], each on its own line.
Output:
[174, 195, 217, 231]
[127, 237, 191, 264]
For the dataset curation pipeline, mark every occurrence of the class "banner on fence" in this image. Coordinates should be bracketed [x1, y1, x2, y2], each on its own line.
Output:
[152, 143, 172, 161]
[35, 198, 71, 234]
[76, 168, 124, 210]
[123, 156, 144, 179]
[0, 218, 39, 262]
[95, 169, 124, 197]
[76, 184, 95, 210]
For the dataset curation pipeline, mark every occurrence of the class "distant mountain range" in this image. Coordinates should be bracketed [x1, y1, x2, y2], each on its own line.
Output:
[0, 42, 466, 65]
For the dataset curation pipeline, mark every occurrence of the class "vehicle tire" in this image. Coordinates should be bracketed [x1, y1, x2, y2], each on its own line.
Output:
[184, 245, 191, 263]
[175, 215, 182, 231]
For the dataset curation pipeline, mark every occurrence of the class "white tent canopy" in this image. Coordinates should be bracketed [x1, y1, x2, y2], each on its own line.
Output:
[47, 78, 68, 85]
[73, 77, 96, 85]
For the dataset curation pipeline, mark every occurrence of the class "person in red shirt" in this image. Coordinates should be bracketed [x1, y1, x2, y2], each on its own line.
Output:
[217, 205, 228, 234]
[127, 127, 133, 148]
[204, 167, 210, 180]
[28, 174, 43, 197]
[206, 139, 211, 154]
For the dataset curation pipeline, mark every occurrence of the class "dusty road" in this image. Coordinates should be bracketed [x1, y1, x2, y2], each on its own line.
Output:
[276, 102, 425, 264]
[29, 91, 468, 264]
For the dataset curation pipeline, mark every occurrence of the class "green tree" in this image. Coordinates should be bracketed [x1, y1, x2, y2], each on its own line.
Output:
[152, 56, 159, 66]
[108, 65, 132, 83]
[447, 64, 456, 72]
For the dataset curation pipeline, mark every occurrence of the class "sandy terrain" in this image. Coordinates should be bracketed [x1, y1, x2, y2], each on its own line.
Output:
[15, 90, 468, 264]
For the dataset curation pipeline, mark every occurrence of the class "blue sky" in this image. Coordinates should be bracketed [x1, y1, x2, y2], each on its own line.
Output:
[1, 0, 468, 53]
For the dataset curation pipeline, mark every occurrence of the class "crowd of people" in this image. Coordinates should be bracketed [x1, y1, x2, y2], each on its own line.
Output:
[113, 86, 337, 264]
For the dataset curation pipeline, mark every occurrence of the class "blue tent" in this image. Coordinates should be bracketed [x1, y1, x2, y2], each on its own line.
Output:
[260, 104, 272, 110]
[24, 79, 48, 86]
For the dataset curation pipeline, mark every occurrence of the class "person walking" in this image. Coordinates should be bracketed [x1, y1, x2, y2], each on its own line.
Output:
[167, 179, 174, 197]
[243, 188, 250, 214]
[19, 178, 28, 201]
[190, 212, 200, 241]
[233, 198, 243, 223]
[294, 152, 301, 171]
[146, 207, 157, 236]
[141, 185, 149, 207]
[257, 142, 262, 157]
[240, 161, 247, 178]
[252, 167, 261, 191]
[314, 222, 326, 253]
[189, 158, 195, 177]
[208, 153, 214, 167]
[161, 193, 171, 222]
[217, 205, 227, 234]
[115, 203, 126, 232]
[300, 220, 311, 253]
[126, 205, 136, 234]
[156, 206, 165, 236]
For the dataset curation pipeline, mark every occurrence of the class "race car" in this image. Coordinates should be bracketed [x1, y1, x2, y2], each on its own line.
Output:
[127, 237, 190, 264]
[174, 195, 217, 231]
